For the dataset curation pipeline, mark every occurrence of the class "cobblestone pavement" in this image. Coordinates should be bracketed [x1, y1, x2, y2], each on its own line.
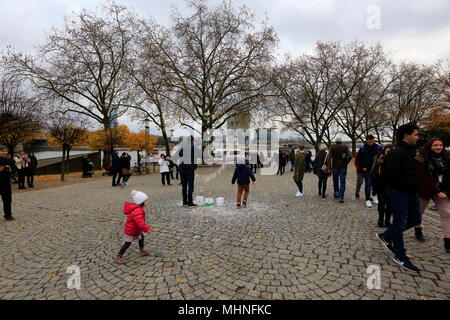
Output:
[0, 166, 449, 300]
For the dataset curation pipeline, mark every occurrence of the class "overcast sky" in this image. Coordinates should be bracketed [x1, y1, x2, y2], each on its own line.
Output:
[1, 0, 449, 136]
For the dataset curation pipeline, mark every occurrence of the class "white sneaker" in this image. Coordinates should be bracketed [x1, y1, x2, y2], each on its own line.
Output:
[372, 195, 379, 204]
[296, 191, 301, 197]
[366, 200, 372, 208]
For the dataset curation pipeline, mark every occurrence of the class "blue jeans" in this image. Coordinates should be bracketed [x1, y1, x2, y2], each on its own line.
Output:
[332, 168, 347, 200]
[362, 171, 372, 200]
[381, 188, 421, 259]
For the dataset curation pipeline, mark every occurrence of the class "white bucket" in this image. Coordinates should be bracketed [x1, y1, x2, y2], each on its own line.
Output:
[195, 196, 204, 206]
[216, 197, 225, 207]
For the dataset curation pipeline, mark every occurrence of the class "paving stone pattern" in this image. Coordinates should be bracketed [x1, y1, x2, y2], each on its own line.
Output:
[0, 166, 449, 300]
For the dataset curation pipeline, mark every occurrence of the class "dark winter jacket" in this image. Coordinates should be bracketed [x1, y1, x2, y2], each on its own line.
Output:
[356, 143, 381, 172]
[384, 141, 419, 194]
[112, 153, 121, 171]
[177, 143, 201, 172]
[232, 164, 256, 185]
[278, 152, 286, 165]
[120, 155, 131, 170]
[294, 152, 306, 182]
[326, 143, 353, 169]
[0, 157, 16, 184]
[313, 150, 330, 178]
[371, 154, 389, 194]
[415, 152, 450, 200]
[28, 156, 38, 171]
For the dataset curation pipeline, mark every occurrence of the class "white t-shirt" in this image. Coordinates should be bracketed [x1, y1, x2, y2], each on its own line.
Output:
[159, 159, 170, 173]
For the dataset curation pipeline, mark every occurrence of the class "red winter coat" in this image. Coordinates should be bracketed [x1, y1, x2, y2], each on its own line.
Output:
[123, 202, 151, 236]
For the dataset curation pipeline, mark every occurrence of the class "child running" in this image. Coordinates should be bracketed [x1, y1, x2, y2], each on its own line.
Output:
[115, 190, 152, 264]
[232, 160, 256, 208]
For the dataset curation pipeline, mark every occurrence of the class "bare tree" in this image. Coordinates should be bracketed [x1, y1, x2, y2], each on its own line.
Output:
[385, 62, 443, 143]
[0, 66, 42, 155]
[5, 2, 139, 165]
[139, 0, 278, 150]
[333, 42, 393, 153]
[271, 42, 369, 151]
[46, 112, 88, 181]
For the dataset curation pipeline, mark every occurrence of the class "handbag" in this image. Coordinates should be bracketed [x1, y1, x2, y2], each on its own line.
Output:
[122, 168, 131, 175]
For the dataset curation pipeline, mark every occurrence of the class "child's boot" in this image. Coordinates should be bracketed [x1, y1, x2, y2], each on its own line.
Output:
[140, 248, 150, 256]
[115, 255, 125, 264]
[236, 202, 241, 208]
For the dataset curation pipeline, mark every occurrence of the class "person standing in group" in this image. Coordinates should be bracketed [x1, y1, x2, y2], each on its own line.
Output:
[377, 123, 422, 273]
[354, 149, 364, 199]
[232, 159, 256, 208]
[371, 144, 394, 228]
[159, 154, 171, 186]
[14, 151, 29, 190]
[326, 137, 353, 203]
[0, 145, 16, 221]
[27, 152, 38, 188]
[166, 156, 176, 181]
[115, 190, 152, 264]
[313, 144, 330, 198]
[356, 135, 382, 208]
[112, 150, 122, 186]
[293, 145, 306, 197]
[177, 136, 202, 206]
[305, 150, 313, 173]
[289, 148, 295, 172]
[277, 151, 286, 176]
[81, 154, 89, 178]
[415, 137, 450, 252]
[120, 153, 132, 187]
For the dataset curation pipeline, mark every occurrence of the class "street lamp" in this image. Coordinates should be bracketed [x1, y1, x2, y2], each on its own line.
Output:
[144, 118, 150, 159]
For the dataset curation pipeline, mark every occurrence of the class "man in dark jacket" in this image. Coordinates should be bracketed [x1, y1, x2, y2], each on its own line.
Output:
[176, 136, 202, 206]
[326, 137, 353, 202]
[356, 135, 382, 207]
[377, 123, 421, 273]
[0, 145, 17, 221]
[111, 150, 121, 186]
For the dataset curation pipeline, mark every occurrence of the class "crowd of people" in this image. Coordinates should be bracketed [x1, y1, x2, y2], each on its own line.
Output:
[1, 126, 449, 273]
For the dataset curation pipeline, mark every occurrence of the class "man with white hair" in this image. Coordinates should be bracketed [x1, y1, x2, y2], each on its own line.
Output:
[326, 137, 353, 203]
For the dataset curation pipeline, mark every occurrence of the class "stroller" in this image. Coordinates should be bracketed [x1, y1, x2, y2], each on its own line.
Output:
[84, 161, 95, 178]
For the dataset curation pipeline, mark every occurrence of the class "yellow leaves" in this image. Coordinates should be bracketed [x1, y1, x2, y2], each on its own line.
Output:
[123, 295, 134, 299]
[176, 278, 182, 283]
[103, 288, 111, 293]
[419, 296, 429, 300]
[17, 226, 26, 230]
[444, 272, 450, 276]
[48, 272, 57, 278]
[170, 242, 177, 246]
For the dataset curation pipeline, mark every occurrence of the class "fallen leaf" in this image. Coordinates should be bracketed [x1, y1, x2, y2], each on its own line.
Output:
[104, 288, 111, 293]
[445, 272, 450, 276]
[419, 296, 429, 300]
[170, 242, 177, 246]
[123, 296, 134, 299]
[176, 278, 182, 283]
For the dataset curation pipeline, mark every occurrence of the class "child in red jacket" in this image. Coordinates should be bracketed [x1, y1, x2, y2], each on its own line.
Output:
[115, 190, 152, 264]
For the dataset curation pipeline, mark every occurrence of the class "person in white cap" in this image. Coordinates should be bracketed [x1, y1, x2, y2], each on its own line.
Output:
[115, 190, 152, 264]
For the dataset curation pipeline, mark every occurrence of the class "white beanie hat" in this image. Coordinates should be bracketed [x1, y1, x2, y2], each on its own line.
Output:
[131, 190, 148, 205]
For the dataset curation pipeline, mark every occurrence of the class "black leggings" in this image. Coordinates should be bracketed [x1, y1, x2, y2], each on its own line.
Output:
[161, 172, 171, 185]
[378, 190, 392, 223]
[318, 176, 328, 195]
[118, 236, 145, 256]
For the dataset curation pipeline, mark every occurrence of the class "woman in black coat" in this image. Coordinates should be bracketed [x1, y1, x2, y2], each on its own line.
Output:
[27, 152, 38, 188]
[313, 145, 331, 198]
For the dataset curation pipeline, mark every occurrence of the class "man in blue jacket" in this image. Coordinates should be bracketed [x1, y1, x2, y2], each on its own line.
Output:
[356, 135, 381, 208]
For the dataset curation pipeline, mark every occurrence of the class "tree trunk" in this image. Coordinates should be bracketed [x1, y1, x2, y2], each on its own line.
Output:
[161, 129, 171, 157]
[352, 139, 357, 155]
[61, 147, 66, 182]
[7, 144, 15, 158]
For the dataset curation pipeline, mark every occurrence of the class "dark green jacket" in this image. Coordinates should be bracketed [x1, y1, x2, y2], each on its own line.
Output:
[294, 152, 306, 182]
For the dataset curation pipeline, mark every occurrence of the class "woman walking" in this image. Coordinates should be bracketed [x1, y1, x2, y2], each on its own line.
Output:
[27, 152, 38, 188]
[293, 146, 306, 197]
[415, 137, 450, 252]
[120, 153, 132, 187]
[371, 145, 394, 228]
[313, 144, 330, 198]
